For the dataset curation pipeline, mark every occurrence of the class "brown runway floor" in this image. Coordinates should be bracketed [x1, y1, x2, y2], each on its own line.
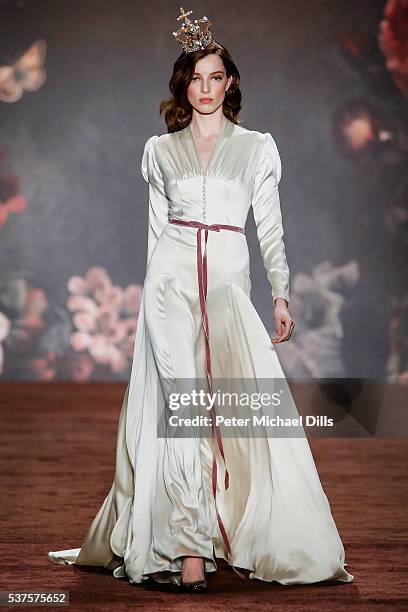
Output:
[1, 382, 407, 611]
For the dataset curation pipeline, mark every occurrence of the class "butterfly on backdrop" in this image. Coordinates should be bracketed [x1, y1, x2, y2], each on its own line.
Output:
[0, 38, 47, 103]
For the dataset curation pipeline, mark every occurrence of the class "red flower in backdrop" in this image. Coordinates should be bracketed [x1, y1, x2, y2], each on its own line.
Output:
[379, 0, 408, 95]
[0, 168, 27, 228]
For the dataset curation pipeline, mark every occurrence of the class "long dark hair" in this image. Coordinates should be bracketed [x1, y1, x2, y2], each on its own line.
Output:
[159, 41, 242, 133]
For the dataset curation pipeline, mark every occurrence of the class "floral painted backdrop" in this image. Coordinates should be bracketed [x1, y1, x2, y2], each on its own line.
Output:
[0, 0, 406, 381]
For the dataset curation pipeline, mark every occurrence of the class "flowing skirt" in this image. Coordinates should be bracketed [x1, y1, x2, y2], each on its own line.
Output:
[48, 225, 354, 586]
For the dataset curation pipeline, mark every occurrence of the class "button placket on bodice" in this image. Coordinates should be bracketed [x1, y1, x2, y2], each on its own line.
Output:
[188, 118, 231, 222]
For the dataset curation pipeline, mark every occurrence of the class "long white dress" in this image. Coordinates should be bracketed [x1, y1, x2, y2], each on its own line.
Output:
[48, 117, 354, 586]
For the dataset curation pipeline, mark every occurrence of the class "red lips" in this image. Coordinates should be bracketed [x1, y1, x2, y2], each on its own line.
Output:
[199, 98, 213, 103]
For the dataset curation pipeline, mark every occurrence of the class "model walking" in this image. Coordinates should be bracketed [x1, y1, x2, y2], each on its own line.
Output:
[48, 7, 354, 594]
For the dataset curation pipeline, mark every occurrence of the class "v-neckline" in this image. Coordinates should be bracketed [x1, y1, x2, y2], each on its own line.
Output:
[188, 118, 230, 175]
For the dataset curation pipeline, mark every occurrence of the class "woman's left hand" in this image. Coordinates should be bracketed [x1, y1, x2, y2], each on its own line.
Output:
[271, 298, 295, 344]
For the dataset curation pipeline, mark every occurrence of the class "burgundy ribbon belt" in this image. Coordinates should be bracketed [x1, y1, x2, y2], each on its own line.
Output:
[169, 217, 247, 580]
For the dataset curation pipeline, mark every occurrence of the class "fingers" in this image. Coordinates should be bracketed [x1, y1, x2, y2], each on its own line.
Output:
[271, 317, 295, 344]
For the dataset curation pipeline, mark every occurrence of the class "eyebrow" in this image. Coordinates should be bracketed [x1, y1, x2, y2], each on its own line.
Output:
[193, 70, 224, 75]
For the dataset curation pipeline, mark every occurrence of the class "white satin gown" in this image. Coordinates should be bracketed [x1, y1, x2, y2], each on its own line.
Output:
[48, 118, 354, 586]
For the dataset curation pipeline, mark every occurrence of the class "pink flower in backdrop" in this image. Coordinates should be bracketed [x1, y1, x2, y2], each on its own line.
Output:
[341, 110, 377, 152]
[29, 352, 58, 382]
[379, 0, 408, 96]
[67, 266, 142, 374]
[333, 100, 383, 156]
[0, 162, 27, 228]
[0, 280, 50, 379]
[30, 351, 94, 382]
[12, 286, 49, 352]
[0, 311, 11, 373]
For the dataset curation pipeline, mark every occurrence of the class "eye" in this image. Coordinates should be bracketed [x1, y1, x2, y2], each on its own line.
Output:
[191, 75, 224, 82]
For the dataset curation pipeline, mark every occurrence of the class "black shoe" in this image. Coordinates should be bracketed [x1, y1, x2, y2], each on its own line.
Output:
[179, 578, 207, 593]
[144, 577, 180, 592]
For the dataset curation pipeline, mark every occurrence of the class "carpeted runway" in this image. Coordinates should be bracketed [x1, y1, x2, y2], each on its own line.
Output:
[1, 383, 407, 611]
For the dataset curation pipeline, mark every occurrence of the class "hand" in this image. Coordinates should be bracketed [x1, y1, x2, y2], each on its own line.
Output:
[271, 298, 295, 344]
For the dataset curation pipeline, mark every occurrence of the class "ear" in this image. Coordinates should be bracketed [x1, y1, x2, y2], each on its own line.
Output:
[227, 75, 233, 91]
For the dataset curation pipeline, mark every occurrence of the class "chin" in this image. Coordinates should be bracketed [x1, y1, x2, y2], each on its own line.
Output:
[198, 104, 217, 113]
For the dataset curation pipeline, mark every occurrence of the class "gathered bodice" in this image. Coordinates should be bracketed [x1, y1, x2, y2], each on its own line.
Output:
[148, 119, 268, 227]
[141, 118, 290, 305]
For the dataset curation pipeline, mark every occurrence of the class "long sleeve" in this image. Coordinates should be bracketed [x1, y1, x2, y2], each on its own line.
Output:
[251, 132, 290, 305]
[141, 135, 169, 272]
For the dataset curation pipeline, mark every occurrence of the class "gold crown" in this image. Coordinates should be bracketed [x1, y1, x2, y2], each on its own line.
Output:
[172, 6, 213, 54]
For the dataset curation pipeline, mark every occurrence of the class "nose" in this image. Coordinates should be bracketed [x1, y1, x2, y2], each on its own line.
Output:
[201, 80, 211, 94]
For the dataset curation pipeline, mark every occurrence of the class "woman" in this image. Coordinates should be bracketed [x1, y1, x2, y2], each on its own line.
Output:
[48, 9, 354, 594]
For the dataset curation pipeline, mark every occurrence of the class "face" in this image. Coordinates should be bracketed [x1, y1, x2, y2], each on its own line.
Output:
[186, 53, 233, 115]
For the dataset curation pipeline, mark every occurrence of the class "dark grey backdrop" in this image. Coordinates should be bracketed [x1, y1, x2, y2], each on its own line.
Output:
[0, 0, 405, 381]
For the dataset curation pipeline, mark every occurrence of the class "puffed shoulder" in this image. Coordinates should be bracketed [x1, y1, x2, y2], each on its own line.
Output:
[141, 134, 160, 183]
[259, 132, 282, 185]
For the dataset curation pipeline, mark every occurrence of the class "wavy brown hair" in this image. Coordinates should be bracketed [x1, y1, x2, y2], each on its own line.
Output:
[159, 41, 242, 133]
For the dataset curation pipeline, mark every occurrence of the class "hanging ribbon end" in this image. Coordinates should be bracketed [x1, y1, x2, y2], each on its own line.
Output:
[232, 564, 248, 580]
[224, 469, 230, 490]
[227, 551, 248, 580]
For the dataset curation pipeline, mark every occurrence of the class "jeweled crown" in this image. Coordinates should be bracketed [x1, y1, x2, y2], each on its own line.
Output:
[172, 6, 213, 54]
